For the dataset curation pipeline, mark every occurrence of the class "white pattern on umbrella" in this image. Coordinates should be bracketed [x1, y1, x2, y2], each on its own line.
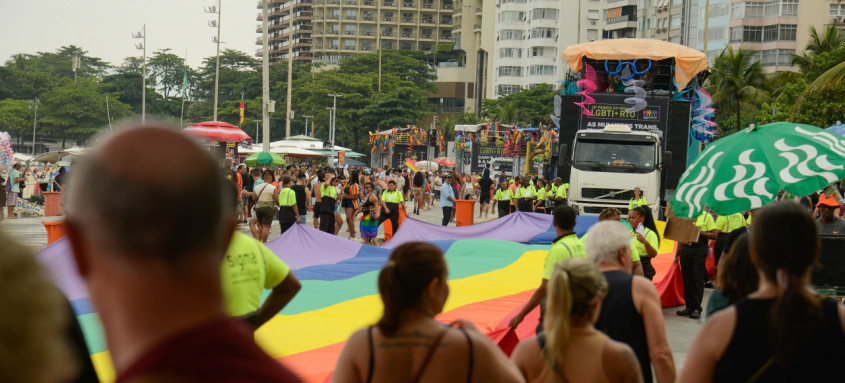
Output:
[713, 149, 773, 209]
[776, 139, 843, 184]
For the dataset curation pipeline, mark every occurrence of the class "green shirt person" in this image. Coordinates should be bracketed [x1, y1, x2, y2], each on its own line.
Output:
[715, 212, 746, 233]
[629, 187, 647, 211]
[509, 206, 583, 330]
[221, 232, 301, 329]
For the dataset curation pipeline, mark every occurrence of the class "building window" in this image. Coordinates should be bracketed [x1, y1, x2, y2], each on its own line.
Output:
[499, 29, 523, 40]
[331, 9, 341, 19]
[421, 28, 432, 38]
[346, 9, 357, 20]
[528, 65, 555, 76]
[420, 43, 433, 51]
[400, 41, 413, 50]
[383, 11, 394, 21]
[709, 3, 729, 18]
[671, 14, 681, 29]
[708, 26, 726, 42]
[588, 10, 599, 20]
[362, 25, 374, 36]
[500, 11, 525, 22]
[361, 40, 373, 51]
[402, 12, 414, 22]
[530, 27, 556, 38]
[499, 48, 522, 58]
[442, 15, 452, 24]
[345, 24, 357, 35]
[781, 0, 798, 16]
[531, 47, 551, 57]
[831, 3, 845, 16]
[344, 39, 356, 49]
[330, 38, 339, 49]
[730, 26, 762, 43]
[587, 29, 598, 40]
[381, 26, 394, 36]
[382, 40, 395, 49]
[331, 24, 340, 34]
[497, 84, 522, 96]
[498, 66, 522, 76]
[532, 8, 557, 20]
[363, 10, 375, 20]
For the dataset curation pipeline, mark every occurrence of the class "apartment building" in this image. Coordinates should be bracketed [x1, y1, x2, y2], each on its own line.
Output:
[693, 0, 835, 73]
[256, 0, 455, 65]
[256, 0, 316, 62]
[635, 0, 698, 46]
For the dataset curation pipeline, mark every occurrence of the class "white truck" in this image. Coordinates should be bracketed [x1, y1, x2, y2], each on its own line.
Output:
[565, 125, 665, 218]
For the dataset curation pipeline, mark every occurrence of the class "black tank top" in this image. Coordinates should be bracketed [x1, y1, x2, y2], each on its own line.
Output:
[595, 270, 652, 382]
[713, 298, 845, 383]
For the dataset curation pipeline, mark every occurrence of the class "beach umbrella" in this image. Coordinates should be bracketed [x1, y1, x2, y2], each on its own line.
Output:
[183, 121, 252, 142]
[434, 157, 456, 167]
[671, 122, 845, 218]
[244, 151, 286, 167]
[414, 160, 439, 172]
[826, 122, 845, 137]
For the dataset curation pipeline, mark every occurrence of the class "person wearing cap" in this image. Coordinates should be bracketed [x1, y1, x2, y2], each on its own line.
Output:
[816, 194, 845, 234]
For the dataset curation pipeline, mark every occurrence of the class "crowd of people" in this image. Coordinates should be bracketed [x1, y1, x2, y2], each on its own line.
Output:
[3, 122, 845, 383]
[221, 160, 576, 243]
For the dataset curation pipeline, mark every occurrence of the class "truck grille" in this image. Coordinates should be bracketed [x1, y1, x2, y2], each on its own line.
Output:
[581, 188, 635, 201]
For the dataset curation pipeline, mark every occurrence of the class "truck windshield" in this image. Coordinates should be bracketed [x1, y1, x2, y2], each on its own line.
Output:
[573, 139, 656, 173]
[492, 161, 513, 173]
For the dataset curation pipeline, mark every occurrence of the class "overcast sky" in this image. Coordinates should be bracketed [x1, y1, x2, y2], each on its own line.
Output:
[0, 0, 259, 69]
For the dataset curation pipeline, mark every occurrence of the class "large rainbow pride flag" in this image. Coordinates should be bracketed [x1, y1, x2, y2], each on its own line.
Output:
[35, 212, 680, 382]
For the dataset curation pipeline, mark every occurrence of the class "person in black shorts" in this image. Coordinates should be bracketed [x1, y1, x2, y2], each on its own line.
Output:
[477, 173, 493, 220]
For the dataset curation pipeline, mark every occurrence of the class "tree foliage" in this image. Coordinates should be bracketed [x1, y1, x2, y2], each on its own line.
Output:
[481, 84, 556, 126]
[707, 47, 769, 134]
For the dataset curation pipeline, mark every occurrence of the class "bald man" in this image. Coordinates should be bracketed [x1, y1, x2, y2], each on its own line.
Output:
[65, 124, 301, 382]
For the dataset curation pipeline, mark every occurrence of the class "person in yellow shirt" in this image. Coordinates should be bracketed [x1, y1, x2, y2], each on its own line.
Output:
[493, 180, 514, 218]
[677, 208, 719, 319]
[221, 225, 301, 329]
[629, 187, 647, 211]
[628, 205, 660, 281]
[509, 206, 585, 333]
[713, 212, 746, 268]
[379, 180, 404, 236]
[277, 175, 301, 236]
[514, 178, 537, 212]
[551, 177, 569, 208]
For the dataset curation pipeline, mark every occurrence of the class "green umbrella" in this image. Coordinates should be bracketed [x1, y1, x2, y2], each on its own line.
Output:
[671, 122, 845, 218]
[244, 151, 286, 167]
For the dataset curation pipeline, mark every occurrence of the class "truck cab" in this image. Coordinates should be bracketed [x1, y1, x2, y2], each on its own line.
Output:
[489, 158, 514, 178]
[567, 125, 662, 217]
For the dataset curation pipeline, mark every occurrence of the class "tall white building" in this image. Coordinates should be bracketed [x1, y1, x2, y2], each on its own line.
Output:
[489, 0, 579, 97]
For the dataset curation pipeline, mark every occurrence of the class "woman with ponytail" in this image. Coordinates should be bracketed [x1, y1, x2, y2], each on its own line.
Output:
[512, 258, 643, 383]
[333, 242, 522, 383]
[680, 201, 845, 383]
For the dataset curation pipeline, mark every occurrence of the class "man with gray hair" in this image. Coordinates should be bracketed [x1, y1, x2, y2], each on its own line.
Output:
[585, 221, 675, 383]
[65, 124, 301, 382]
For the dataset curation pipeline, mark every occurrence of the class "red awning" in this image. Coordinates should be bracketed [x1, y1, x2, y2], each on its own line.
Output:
[183, 121, 253, 143]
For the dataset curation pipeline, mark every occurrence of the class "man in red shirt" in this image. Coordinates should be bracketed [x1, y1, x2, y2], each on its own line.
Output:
[65, 124, 301, 383]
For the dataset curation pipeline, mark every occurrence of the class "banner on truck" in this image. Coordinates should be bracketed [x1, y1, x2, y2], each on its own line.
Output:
[471, 140, 507, 173]
[580, 94, 670, 133]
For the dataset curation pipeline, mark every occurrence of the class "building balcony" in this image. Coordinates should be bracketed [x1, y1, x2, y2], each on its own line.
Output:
[363, 0, 375, 5]
[382, 32, 394, 37]
[605, 15, 636, 30]
[402, 33, 415, 38]
[383, 1, 395, 6]
[345, 31, 356, 35]
[421, 34, 433, 39]
[383, 17, 394, 22]
[402, 2, 415, 8]
[403, 18, 414, 22]
[345, 15, 357, 20]
[346, 0, 358, 4]
[328, 15, 340, 19]
[362, 16, 375, 21]
[442, 20, 452, 25]
[422, 3, 434, 9]
[422, 19, 435, 24]
[361, 31, 374, 36]
[442, 4, 453, 9]
[361, 46, 374, 51]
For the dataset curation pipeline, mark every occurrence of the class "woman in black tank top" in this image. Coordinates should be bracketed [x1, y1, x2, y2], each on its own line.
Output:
[332, 243, 523, 383]
[679, 201, 845, 383]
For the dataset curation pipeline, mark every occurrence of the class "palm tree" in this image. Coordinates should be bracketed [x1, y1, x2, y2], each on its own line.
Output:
[497, 103, 521, 126]
[708, 47, 769, 133]
[790, 25, 844, 73]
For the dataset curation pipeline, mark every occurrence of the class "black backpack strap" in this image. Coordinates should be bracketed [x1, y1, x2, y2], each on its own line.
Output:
[366, 326, 375, 383]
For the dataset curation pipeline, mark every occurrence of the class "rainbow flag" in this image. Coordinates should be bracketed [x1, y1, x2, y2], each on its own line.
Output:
[404, 158, 417, 171]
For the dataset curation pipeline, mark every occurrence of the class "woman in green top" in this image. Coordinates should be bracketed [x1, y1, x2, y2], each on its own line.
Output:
[628, 187, 647, 212]
[628, 205, 660, 280]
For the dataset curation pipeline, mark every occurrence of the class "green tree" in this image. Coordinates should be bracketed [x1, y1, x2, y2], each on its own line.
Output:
[30, 45, 111, 80]
[196, 49, 260, 102]
[39, 78, 131, 148]
[790, 25, 843, 73]
[148, 49, 186, 98]
[0, 99, 33, 146]
[481, 84, 556, 126]
[708, 47, 769, 133]
[0, 54, 58, 100]
[337, 50, 437, 93]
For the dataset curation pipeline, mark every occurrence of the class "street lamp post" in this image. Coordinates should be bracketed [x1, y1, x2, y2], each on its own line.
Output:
[132, 25, 146, 123]
[206, 1, 222, 121]
[462, 5, 473, 114]
[28, 97, 38, 155]
[302, 115, 313, 136]
[261, 0, 271, 151]
[327, 93, 342, 164]
[285, 0, 294, 140]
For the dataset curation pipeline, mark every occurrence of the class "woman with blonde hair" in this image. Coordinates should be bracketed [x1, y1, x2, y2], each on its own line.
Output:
[512, 258, 643, 383]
